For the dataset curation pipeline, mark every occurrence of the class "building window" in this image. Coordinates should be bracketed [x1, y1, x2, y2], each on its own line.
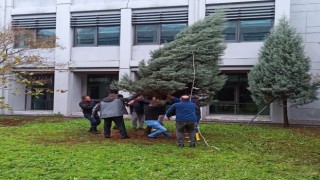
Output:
[223, 21, 237, 41]
[14, 28, 56, 48]
[240, 19, 273, 42]
[24, 73, 54, 110]
[135, 23, 186, 45]
[136, 24, 158, 44]
[98, 26, 120, 45]
[223, 19, 273, 42]
[209, 74, 270, 115]
[75, 27, 96, 46]
[74, 26, 120, 46]
[161, 24, 186, 43]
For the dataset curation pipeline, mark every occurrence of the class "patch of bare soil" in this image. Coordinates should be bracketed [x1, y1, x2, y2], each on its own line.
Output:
[92, 128, 177, 144]
[289, 126, 320, 137]
[0, 118, 64, 127]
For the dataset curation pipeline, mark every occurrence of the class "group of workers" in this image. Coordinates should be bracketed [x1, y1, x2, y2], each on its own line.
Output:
[79, 93, 201, 148]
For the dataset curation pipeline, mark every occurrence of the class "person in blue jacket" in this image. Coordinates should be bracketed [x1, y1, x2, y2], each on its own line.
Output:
[166, 95, 198, 148]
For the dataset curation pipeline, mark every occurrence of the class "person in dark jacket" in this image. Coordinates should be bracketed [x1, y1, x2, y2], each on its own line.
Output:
[79, 95, 101, 134]
[92, 93, 130, 139]
[128, 94, 148, 130]
[144, 99, 171, 138]
[166, 95, 197, 148]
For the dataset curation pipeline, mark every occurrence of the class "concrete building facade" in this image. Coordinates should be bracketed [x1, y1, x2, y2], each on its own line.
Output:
[0, 0, 319, 124]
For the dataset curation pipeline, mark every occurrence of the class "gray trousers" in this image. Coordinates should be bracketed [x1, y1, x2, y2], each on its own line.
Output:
[130, 111, 145, 129]
[175, 122, 196, 146]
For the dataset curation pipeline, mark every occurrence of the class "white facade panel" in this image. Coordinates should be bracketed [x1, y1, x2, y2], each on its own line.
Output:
[13, 0, 56, 9]
[132, 45, 162, 61]
[290, 12, 307, 34]
[71, 47, 120, 62]
[306, 11, 320, 27]
[206, 0, 267, 4]
[291, 0, 320, 5]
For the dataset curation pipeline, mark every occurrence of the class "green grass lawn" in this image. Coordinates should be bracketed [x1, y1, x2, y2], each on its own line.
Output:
[0, 116, 319, 179]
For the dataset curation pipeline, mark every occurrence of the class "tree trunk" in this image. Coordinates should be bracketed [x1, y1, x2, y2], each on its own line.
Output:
[283, 99, 289, 127]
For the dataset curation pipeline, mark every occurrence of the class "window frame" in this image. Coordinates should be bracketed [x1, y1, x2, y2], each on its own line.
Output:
[134, 22, 187, 45]
[73, 25, 120, 47]
[223, 18, 274, 43]
[14, 28, 56, 49]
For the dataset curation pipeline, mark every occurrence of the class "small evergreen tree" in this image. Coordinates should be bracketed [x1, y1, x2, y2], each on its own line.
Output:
[114, 13, 227, 105]
[248, 17, 320, 127]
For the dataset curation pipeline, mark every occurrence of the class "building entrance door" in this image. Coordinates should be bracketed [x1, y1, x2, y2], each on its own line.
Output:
[87, 74, 119, 100]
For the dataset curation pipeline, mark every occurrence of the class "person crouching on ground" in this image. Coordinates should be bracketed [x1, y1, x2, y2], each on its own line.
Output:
[79, 95, 101, 134]
[92, 93, 130, 139]
[144, 99, 171, 139]
[166, 95, 197, 148]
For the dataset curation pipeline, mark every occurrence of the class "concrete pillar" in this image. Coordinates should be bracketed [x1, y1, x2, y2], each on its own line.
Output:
[270, 101, 283, 123]
[4, 0, 13, 27]
[119, 8, 132, 98]
[53, 0, 72, 115]
[188, 0, 206, 25]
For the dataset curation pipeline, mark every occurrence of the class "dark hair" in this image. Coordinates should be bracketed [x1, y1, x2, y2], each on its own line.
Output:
[118, 94, 124, 98]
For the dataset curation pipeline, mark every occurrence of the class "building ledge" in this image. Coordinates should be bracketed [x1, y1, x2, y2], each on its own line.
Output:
[12, 110, 53, 116]
[204, 114, 271, 122]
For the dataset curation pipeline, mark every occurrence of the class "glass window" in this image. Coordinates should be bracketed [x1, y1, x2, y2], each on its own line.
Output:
[29, 74, 54, 110]
[14, 29, 35, 48]
[14, 34, 29, 48]
[75, 27, 96, 45]
[223, 21, 237, 41]
[37, 29, 55, 40]
[98, 26, 120, 45]
[36, 28, 56, 48]
[136, 24, 158, 44]
[240, 19, 272, 42]
[161, 23, 186, 44]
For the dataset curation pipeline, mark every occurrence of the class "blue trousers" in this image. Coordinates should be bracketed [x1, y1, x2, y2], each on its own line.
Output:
[145, 120, 170, 138]
[84, 113, 101, 130]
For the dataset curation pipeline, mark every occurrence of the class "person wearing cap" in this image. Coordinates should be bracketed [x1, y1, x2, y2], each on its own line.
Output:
[166, 95, 198, 148]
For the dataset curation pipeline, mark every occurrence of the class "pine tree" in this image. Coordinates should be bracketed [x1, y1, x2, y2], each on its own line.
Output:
[248, 17, 320, 127]
[114, 13, 227, 105]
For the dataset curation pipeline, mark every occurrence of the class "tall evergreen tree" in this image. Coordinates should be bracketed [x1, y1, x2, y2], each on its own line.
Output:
[114, 13, 227, 105]
[248, 17, 320, 127]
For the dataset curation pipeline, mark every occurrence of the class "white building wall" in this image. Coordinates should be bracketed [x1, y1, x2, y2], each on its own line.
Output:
[288, 0, 320, 123]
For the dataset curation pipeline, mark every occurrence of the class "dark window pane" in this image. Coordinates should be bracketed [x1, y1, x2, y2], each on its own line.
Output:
[14, 29, 35, 48]
[15, 34, 29, 48]
[30, 74, 54, 110]
[98, 26, 120, 45]
[240, 19, 272, 42]
[37, 28, 56, 48]
[75, 27, 96, 45]
[37, 29, 55, 40]
[161, 23, 186, 44]
[223, 21, 237, 41]
[136, 24, 158, 44]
